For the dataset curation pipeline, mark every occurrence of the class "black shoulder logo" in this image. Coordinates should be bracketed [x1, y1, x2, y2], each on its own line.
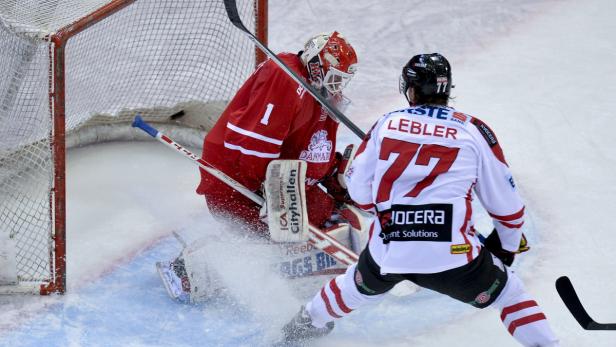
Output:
[470, 117, 508, 166]
[471, 118, 498, 147]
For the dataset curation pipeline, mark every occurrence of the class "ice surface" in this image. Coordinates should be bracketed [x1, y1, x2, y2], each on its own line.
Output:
[2, 0, 616, 346]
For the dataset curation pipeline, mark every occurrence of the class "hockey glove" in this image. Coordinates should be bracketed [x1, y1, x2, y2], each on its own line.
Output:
[321, 174, 352, 205]
[484, 229, 529, 266]
[320, 151, 353, 206]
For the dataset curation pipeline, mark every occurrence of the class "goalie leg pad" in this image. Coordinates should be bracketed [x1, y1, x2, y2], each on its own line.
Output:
[339, 204, 371, 254]
[263, 160, 309, 243]
[181, 238, 226, 303]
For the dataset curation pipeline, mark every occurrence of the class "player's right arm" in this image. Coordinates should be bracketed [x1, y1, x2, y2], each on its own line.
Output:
[222, 55, 300, 190]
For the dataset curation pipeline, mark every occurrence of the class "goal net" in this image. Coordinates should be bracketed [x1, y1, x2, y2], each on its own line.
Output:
[0, 0, 267, 294]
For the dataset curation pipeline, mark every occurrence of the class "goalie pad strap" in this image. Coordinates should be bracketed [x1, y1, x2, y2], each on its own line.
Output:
[264, 160, 310, 242]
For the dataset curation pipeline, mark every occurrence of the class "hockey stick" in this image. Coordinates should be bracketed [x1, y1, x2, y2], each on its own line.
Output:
[222, 0, 366, 140]
[555, 276, 616, 330]
[132, 115, 358, 266]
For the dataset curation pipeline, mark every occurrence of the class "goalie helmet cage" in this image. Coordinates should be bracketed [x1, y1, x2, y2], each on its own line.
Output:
[0, 0, 268, 295]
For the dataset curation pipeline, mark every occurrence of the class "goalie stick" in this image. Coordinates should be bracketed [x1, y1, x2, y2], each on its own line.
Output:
[555, 276, 616, 330]
[131, 115, 358, 266]
[222, 0, 366, 140]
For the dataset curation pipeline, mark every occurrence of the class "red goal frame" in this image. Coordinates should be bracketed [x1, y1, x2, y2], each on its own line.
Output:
[42, 0, 268, 294]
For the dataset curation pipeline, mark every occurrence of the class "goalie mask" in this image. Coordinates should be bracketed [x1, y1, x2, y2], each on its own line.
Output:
[300, 31, 358, 96]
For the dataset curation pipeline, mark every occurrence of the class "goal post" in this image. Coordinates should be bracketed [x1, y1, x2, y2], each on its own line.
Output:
[0, 0, 267, 294]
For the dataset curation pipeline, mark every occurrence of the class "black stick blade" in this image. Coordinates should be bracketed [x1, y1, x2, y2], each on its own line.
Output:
[556, 276, 616, 330]
[556, 276, 593, 328]
[223, 0, 248, 31]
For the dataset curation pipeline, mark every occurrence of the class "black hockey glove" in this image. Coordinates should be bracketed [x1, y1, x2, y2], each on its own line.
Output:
[484, 229, 529, 267]
[320, 152, 352, 206]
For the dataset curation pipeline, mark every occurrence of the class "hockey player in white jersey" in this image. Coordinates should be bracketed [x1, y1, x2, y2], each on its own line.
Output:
[281, 53, 560, 346]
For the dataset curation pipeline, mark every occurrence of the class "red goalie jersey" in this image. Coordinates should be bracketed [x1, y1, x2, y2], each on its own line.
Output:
[196, 53, 340, 231]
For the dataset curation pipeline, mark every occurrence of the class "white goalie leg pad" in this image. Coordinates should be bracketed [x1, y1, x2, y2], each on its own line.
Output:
[181, 237, 226, 303]
[0, 232, 18, 285]
[274, 224, 352, 300]
[339, 204, 371, 254]
[263, 160, 309, 243]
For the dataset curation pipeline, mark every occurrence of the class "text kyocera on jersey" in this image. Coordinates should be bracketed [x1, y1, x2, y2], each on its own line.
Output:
[386, 118, 458, 139]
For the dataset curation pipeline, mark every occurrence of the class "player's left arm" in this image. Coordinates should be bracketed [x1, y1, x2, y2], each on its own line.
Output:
[470, 117, 525, 253]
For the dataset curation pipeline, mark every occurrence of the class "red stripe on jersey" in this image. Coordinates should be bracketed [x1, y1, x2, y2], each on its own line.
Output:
[489, 206, 525, 221]
[499, 220, 525, 229]
[355, 138, 369, 158]
[356, 202, 375, 211]
[501, 300, 538, 321]
[507, 313, 547, 335]
[458, 185, 474, 263]
[320, 287, 342, 318]
[353, 122, 376, 158]
[329, 279, 352, 314]
[368, 223, 375, 242]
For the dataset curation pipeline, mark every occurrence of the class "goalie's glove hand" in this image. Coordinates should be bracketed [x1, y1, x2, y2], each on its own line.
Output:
[484, 229, 529, 267]
[321, 174, 352, 206]
[321, 151, 353, 206]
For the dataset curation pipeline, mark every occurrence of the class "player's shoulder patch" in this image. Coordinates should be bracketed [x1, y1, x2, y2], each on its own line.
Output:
[470, 116, 498, 147]
[470, 116, 508, 166]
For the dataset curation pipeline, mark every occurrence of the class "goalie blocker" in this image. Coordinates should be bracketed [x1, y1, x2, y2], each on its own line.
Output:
[262, 160, 310, 243]
[261, 159, 369, 251]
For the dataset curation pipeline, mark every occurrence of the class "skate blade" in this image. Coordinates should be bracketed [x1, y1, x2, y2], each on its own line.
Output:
[155, 261, 190, 304]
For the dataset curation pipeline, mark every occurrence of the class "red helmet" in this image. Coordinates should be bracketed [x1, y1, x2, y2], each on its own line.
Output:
[300, 31, 358, 95]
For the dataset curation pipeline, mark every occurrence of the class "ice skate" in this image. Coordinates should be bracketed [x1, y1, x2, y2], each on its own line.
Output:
[279, 305, 334, 344]
[156, 258, 191, 304]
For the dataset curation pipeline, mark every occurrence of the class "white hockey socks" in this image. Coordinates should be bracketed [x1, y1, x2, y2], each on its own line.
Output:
[492, 268, 560, 347]
[305, 263, 385, 328]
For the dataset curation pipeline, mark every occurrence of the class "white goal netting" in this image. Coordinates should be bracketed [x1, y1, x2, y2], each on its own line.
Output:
[0, 0, 261, 293]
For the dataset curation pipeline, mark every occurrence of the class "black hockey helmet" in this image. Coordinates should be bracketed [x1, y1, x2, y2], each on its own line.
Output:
[399, 53, 452, 101]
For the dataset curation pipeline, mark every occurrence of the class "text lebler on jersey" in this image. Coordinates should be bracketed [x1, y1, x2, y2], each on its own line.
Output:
[386, 118, 458, 139]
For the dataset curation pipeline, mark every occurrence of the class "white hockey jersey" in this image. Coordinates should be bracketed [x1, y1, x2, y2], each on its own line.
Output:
[346, 105, 524, 274]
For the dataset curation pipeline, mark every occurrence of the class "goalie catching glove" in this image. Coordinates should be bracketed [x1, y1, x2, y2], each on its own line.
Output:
[483, 229, 529, 266]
